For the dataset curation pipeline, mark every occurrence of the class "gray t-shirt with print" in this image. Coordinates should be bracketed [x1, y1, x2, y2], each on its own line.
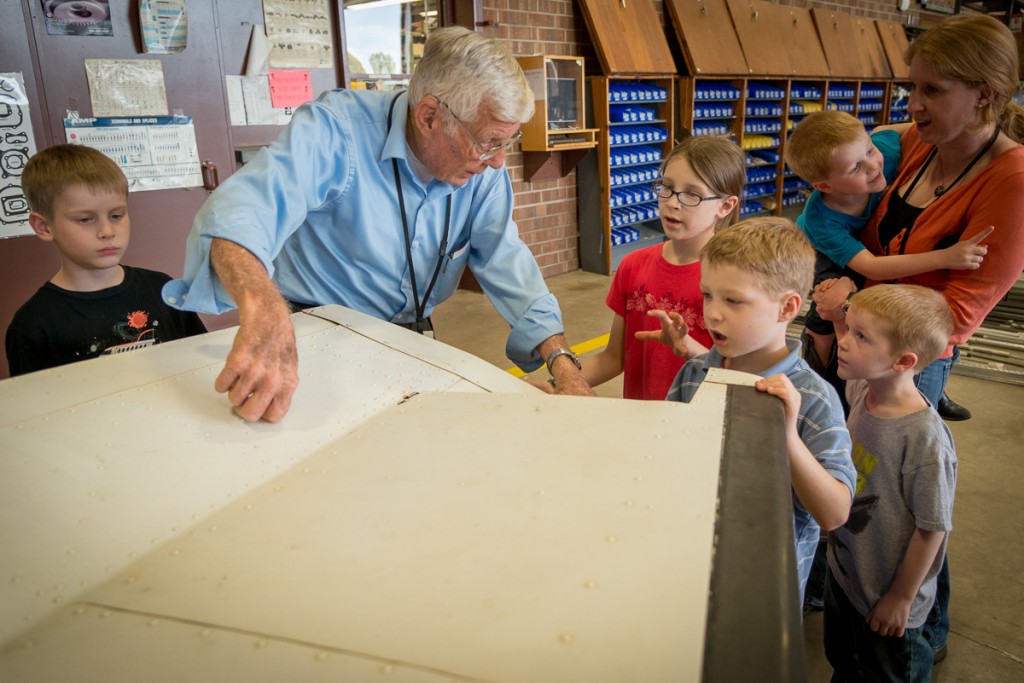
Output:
[827, 379, 957, 628]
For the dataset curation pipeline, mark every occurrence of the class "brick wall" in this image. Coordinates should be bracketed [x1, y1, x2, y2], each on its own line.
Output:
[477, 1, 594, 277]
[482, 0, 937, 278]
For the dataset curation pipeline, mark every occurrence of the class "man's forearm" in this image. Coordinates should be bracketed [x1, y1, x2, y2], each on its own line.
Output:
[210, 238, 299, 423]
[211, 238, 290, 317]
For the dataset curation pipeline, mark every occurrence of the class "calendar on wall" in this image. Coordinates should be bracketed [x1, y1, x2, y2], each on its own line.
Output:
[84, 59, 169, 117]
[64, 115, 202, 193]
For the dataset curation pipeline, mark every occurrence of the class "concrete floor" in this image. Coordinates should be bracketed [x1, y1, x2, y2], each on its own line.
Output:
[433, 269, 1024, 682]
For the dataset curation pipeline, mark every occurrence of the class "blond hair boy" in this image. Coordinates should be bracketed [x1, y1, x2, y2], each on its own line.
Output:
[785, 111, 989, 376]
[5, 144, 206, 376]
[825, 284, 956, 678]
[666, 217, 856, 599]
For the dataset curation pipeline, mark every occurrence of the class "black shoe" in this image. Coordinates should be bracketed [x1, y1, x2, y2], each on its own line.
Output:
[933, 643, 948, 665]
[938, 393, 972, 421]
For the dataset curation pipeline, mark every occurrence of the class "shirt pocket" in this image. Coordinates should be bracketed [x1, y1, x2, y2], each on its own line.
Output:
[433, 241, 471, 303]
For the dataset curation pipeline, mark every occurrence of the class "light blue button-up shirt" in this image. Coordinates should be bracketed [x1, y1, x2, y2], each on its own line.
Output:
[163, 89, 563, 370]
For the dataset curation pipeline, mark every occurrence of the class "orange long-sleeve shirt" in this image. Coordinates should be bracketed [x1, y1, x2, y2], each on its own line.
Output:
[862, 126, 1024, 357]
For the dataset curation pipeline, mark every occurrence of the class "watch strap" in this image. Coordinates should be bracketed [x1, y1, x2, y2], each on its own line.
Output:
[545, 348, 581, 374]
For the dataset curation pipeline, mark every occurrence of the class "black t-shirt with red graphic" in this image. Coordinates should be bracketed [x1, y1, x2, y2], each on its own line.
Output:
[5, 266, 207, 377]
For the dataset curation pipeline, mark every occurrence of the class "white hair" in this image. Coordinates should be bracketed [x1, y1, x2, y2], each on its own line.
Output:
[407, 26, 534, 131]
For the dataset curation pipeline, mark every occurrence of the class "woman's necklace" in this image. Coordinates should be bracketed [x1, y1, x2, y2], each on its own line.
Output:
[932, 126, 1000, 197]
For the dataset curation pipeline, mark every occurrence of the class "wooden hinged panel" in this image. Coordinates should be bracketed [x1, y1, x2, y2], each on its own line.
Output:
[774, 6, 830, 78]
[665, 0, 749, 76]
[854, 17, 893, 79]
[725, 0, 792, 76]
[576, 0, 677, 75]
[812, 9, 865, 78]
[876, 19, 911, 80]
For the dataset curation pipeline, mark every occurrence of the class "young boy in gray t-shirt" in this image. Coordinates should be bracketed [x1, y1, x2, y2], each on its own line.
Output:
[825, 284, 957, 680]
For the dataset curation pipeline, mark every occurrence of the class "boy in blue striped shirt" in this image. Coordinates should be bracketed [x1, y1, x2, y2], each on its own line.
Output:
[666, 217, 856, 600]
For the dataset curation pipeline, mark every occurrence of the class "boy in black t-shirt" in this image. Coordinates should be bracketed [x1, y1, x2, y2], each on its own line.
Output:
[5, 144, 205, 376]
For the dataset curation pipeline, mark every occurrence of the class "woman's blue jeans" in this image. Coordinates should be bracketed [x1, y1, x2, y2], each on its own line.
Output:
[913, 347, 957, 653]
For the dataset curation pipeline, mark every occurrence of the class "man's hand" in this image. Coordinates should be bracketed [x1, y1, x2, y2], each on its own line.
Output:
[215, 300, 298, 422]
[525, 378, 556, 394]
[211, 238, 300, 422]
[536, 335, 595, 397]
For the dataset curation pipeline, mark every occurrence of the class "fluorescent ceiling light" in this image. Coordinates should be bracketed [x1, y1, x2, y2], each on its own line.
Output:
[346, 0, 419, 10]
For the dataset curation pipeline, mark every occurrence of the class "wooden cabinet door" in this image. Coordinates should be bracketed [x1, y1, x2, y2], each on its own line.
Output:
[576, 0, 677, 75]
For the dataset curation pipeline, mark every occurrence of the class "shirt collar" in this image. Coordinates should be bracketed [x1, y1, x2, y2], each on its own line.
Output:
[704, 338, 802, 377]
[382, 90, 411, 164]
[406, 146, 433, 183]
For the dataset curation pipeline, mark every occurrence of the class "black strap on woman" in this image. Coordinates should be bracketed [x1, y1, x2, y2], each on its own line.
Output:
[886, 125, 999, 255]
[387, 91, 452, 335]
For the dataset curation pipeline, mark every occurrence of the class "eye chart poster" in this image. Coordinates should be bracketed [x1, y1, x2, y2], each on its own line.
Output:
[64, 115, 202, 192]
[0, 73, 38, 239]
[262, 0, 333, 68]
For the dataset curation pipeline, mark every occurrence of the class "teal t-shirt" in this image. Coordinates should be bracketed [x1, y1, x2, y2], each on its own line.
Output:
[795, 129, 901, 268]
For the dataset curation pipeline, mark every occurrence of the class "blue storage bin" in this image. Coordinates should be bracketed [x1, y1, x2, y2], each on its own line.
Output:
[789, 84, 822, 99]
[750, 149, 780, 164]
[747, 82, 785, 100]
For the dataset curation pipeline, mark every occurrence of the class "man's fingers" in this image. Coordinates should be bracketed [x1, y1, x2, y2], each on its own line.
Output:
[214, 366, 241, 394]
[229, 376, 297, 423]
[525, 379, 556, 394]
[233, 391, 273, 423]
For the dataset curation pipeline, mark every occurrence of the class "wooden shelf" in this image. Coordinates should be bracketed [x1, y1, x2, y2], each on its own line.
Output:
[579, 76, 674, 275]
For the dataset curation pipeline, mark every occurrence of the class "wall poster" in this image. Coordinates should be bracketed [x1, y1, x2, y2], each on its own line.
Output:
[0, 73, 39, 239]
[64, 115, 202, 193]
[41, 0, 114, 37]
[262, 0, 333, 68]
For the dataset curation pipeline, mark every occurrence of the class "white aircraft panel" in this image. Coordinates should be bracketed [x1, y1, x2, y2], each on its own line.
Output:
[1, 604, 455, 682]
[4, 390, 726, 682]
[0, 306, 531, 645]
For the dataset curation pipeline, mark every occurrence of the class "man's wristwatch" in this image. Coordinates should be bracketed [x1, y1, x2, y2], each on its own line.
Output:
[545, 348, 581, 374]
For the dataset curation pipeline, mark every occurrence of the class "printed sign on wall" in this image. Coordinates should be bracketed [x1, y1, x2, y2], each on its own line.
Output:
[0, 73, 39, 239]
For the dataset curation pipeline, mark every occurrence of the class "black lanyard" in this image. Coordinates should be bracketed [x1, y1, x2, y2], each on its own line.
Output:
[884, 127, 999, 255]
[387, 91, 451, 334]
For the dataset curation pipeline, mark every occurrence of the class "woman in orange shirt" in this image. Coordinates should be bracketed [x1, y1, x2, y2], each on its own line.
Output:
[816, 13, 1024, 664]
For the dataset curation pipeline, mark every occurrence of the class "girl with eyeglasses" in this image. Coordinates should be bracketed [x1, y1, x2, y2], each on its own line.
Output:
[582, 135, 744, 399]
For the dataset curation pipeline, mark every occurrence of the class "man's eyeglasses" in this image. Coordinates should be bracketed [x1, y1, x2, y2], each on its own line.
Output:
[652, 182, 722, 207]
[436, 98, 521, 161]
